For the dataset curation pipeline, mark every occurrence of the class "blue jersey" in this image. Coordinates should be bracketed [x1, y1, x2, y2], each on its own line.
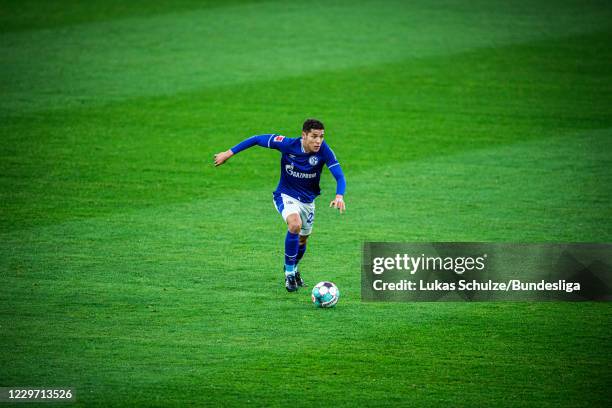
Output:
[230, 134, 346, 203]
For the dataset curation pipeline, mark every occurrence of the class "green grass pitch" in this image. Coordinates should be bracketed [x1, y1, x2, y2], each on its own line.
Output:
[1, 0, 611, 406]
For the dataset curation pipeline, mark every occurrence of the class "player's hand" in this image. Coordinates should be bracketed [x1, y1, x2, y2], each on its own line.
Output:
[214, 150, 234, 166]
[329, 194, 346, 214]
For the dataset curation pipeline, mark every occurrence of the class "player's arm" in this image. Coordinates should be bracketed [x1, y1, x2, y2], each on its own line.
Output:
[214, 134, 277, 166]
[321, 142, 346, 213]
[328, 163, 347, 213]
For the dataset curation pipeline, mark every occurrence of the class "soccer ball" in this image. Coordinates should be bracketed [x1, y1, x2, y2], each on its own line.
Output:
[312, 281, 340, 308]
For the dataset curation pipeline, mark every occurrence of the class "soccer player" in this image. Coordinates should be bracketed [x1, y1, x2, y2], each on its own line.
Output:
[214, 119, 347, 292]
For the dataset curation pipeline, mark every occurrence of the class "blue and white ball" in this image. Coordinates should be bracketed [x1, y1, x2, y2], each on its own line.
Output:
[312, 281, 339, 308]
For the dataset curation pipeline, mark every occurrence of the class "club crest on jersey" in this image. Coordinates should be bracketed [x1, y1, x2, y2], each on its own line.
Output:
[309, 156, 319, 166]
[274, 135, 285, 142]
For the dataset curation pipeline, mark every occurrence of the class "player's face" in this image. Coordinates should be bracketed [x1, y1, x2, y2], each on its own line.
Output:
[302, 129, 324, 153]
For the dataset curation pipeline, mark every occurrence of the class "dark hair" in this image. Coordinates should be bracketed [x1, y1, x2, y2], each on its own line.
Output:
[302, 118, 324, 132]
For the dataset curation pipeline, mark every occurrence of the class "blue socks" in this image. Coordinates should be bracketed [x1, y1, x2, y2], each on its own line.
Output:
[284, 230, 299, 275]
[297, 244, 307, 264]
[284, 232, 308, 275]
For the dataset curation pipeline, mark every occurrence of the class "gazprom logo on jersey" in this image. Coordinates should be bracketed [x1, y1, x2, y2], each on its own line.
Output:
[285, 164, 317, 179]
